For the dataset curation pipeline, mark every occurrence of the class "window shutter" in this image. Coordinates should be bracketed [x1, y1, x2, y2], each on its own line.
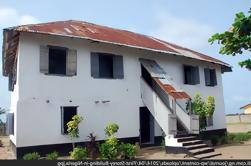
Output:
[204, 68, 211, 86]
[91, 53, 100, 78]
[113, 55, 124, 79]
[211, 69, 217, 86]
[40, 45, 49, 74]
[6, 113, 14, 135]
[194, 66, 200, 84]
[8, 74, 13, 91]
[67, 49, 77, 76]
[61, 107, 65, 134]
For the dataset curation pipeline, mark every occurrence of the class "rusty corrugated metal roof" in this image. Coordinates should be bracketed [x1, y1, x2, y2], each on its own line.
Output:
[154, 78, 190, 99]
[2, 20, 231, 76]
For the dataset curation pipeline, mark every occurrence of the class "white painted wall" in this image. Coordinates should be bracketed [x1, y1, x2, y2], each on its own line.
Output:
[12, 32, 227, 147]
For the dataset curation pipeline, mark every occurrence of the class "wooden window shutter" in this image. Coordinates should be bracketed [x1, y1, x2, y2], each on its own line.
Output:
[8, 74, 13, 91]
[204, 68, 211, 86]
[7, 113, 14, 135]
[61, 107, 65, 134]
[67, 49, 77, 76]
[113, 55, 124, 79]
[40, 45, 49, 74]
[91, 53, 100, 78]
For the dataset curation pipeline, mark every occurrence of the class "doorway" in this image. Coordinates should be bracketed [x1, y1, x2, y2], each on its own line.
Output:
[139, 107, 154, 146]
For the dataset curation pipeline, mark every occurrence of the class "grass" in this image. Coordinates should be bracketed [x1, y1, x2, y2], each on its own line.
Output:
[209, 132, 251, 146]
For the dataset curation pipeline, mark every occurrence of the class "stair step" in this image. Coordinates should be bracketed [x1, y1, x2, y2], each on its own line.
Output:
[184, 144, 208, 150]
[189, 147, 214, 155]
[175, 134, 197, 138]
[193, 152, 222, 160]
[177, 136, 197, 142]
[182, 140, 203, 146]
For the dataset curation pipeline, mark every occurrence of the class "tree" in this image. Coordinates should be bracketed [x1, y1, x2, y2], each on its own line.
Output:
[67, 115, 83, 149]
[191, 94, 215, 131]
[208, 8, 251, 70]
[0, 108, 6, 115]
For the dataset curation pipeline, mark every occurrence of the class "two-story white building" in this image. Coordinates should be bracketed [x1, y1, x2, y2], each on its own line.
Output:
[2, 20, 231, 159]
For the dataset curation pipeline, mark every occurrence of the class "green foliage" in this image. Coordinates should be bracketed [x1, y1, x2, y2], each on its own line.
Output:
[119, 143, 137, 159]
[22, 152, 40, 160]
[192, 94, 206, 117]
[99, 135, 120, 160]
[45, 151, 59, 160]
[99, 122, 137, 159]
[228, 132, 251, 143]
[191, 94, 215, 131]
[105, 123, 119, 137]
[204, 96, 215, 118]
[209, 8, 251, 70]
[209, 135, 220, 146]
[0, 108, 6, 116]
[70, 147, 88, 160]
[67, 115, 83, 149]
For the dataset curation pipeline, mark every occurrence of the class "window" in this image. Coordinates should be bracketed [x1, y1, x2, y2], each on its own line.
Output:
[99, 54, 114, 78]
[91, 52, 124, 79]
[204, 68, 217, 86]
[49, 47, 67, 75]
[6, 113, 14, 135]
[183, 65, 200, 85]
[40, 45, 77, 76]
[61, 107, 77, 134]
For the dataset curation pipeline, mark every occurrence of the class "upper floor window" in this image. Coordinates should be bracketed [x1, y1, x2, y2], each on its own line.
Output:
[91, 52, 124, 79]
[183, 65, 200, 85]
[40, 45, 77, 76]
[204, 68, 217, 87]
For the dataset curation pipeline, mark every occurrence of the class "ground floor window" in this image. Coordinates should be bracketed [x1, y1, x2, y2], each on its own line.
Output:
[61, 106, 77, 134]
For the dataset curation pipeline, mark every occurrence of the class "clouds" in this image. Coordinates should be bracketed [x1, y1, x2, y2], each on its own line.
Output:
[151, 11, 215, 50]
[0, 7, 39, 27]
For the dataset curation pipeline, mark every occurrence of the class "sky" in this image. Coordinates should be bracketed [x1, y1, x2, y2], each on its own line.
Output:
[0, 0, 250, 120]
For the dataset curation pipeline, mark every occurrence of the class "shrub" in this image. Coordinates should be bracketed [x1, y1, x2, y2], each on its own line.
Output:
[119, 143, 137, 159]
[87, 133, 98, 159]
[45, 151, 59, 160]
[22, 152, 40, 160]
[105, 123, 119, 137]
[70, 147, 87, 160]
[99, 136, 120, 160]
[67, 115, 83, 149]
[209, 135, 220, 146]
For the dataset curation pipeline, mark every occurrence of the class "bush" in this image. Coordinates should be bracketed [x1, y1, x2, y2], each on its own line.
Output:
[70, 147, 87, 160]
[22, 152, 40, 160]
[45, 151, 59, 160]
[105, 123, 119, 137]
[99, 136, 120, 159]
[119, 143, 137, 159]
[0, 140, 3, 147]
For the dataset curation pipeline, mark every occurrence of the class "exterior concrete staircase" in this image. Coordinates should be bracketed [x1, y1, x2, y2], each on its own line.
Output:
[175, 134, 221, 159]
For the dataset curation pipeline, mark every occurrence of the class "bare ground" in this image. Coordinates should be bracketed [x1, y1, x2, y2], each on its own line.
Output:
[0, 136, 15, 160]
